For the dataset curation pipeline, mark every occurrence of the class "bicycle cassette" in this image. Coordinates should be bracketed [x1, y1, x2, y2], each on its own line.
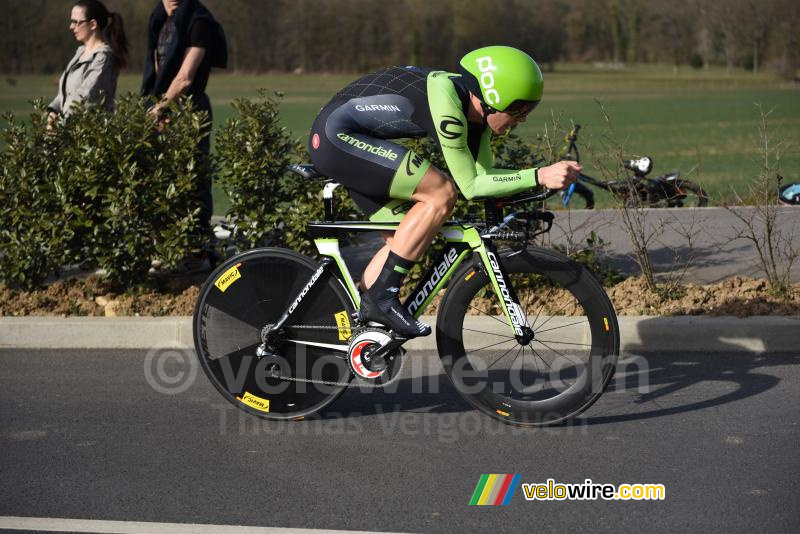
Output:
[347, 327, 405, 387]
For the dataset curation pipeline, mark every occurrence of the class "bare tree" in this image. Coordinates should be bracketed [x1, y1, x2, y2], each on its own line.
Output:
[724, 105, 798, 294]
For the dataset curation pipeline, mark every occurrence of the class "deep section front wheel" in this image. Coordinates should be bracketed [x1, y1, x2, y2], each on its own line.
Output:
[436, 247, 620, 426]
[193, 248, 355, 420]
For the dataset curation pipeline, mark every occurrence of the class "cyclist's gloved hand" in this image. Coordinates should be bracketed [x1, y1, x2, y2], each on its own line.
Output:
[537, 161, 581, 189]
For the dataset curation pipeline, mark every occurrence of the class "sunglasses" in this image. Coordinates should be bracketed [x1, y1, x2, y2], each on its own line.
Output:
[503, 100, 540, 118]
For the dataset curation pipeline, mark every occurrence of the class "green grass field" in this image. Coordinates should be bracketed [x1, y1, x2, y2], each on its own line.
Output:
[2, 64, 798, 212]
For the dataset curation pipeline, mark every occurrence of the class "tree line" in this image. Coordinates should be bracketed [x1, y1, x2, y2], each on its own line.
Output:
[3, 0, 798, 76]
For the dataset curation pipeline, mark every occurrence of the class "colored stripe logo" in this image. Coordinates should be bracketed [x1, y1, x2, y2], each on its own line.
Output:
[469, 474, 521, 505]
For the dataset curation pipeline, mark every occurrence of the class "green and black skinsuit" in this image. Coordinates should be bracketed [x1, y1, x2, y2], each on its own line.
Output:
[308, 66, 539, 221]
[308, 66, 541, 340]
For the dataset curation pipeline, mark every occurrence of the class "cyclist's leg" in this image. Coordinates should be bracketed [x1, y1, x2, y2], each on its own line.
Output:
[355, 166, 457, 338]
[361, 166, 457, 288]
[309, 109, 452, 337]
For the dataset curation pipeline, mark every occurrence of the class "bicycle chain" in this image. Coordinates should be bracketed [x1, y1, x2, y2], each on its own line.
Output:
[259, 324, 406, 388]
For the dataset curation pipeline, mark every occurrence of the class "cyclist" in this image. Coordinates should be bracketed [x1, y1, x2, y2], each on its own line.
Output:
[308, 46, 580, 338]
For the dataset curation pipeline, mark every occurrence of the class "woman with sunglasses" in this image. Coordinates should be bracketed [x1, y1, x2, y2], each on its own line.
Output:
[47, 0, 128, 128]
[306, 45, 581, 338]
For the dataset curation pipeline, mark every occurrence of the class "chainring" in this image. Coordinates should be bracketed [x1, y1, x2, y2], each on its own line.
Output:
[347, 327, 405, 387]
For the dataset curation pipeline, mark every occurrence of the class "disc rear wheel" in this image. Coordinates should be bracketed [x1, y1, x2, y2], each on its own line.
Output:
[193, 248, 355, 420]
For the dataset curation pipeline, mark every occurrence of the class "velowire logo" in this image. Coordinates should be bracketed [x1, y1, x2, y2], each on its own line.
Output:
[469, 474, 521, 505]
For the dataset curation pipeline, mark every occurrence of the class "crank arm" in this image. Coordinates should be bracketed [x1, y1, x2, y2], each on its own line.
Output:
[366, 336, 408, 363]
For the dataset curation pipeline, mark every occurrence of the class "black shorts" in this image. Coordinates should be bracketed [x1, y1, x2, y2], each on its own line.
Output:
[308, 96, 431, 221]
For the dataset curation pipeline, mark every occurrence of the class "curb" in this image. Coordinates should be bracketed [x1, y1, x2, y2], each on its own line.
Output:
[1, 315, 797, 353]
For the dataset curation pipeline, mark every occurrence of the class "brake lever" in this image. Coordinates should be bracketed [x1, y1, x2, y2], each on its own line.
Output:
[508, 210, 554, 256]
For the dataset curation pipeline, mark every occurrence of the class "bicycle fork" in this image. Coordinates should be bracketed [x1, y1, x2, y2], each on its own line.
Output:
[474, 239, 534, 345]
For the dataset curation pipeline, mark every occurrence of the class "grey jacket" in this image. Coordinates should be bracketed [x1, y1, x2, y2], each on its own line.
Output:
[48, 44, 118, 117]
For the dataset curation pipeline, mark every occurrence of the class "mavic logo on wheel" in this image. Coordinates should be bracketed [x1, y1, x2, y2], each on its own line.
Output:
[470, 474, 521, 505]
[487, 252, 524, 336]
[238, 391, 270, 413]
[215, 263, 242, 293]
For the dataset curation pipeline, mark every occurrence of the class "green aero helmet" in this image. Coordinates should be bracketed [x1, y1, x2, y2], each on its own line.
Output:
[459, 45, 544, 115]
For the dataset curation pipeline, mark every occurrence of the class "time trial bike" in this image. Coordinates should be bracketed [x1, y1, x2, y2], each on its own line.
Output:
[193, 164, 620, 427]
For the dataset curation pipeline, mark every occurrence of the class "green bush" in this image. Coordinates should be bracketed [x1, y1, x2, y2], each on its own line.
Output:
[0, 95, 210, 289]
[0, 103, 71, 287]
[215, 91, 358, 256]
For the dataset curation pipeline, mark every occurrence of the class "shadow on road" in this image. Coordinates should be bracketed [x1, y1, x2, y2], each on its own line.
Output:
[583, 351, 798, 425]
[318, 350, 799, 426]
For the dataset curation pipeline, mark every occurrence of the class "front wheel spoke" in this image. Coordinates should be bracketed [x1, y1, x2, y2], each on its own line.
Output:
[522, 346, 530, 392]
[467, 303, 510, 327]
[531, 346, 557, 373]
[534, 339, 593, 348]
[534, 339, 575, 365]
[464, 338, 518, 356]
[533, 298, 581, 332]
[485, 344, 519, 370]
[534, 319, 588, 335]
[508, 346, 524, 398]
[530, 284, 558, 330]
[463, 327, 516, 339]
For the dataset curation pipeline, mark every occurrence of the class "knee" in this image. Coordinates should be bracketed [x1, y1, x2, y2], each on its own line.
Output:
[432, 179, 457, 218]
[415, 167, 458, 217]
[442, 179, 458, 212]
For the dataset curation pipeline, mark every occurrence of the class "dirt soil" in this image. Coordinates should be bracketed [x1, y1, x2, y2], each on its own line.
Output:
[1, 275, 798, 318]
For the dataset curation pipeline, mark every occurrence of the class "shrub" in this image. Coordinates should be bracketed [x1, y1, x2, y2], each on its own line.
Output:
[0, 95, 210, 289]
[215, 91, 358, 256]
[0, 102, 71, 288]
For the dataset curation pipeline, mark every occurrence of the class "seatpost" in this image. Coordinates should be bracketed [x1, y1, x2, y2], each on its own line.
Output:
[323, 182, 340, 222]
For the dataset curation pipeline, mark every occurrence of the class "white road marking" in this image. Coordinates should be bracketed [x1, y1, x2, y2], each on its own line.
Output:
[0, 516, 407, 534]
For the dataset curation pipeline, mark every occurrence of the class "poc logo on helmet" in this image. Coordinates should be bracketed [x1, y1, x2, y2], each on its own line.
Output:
[476, 56, 500, 106]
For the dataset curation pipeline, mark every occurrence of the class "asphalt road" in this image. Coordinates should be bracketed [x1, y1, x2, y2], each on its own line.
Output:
[1, 348, 799, 533]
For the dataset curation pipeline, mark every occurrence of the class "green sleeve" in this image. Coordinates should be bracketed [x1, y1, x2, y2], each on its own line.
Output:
[427, 71, 539, 200]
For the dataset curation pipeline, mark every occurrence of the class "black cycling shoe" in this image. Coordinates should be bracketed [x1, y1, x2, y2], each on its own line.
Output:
[358, 290, 432, 339]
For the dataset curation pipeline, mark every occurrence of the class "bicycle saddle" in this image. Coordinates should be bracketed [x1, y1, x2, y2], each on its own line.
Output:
[287, 163, 326, 181]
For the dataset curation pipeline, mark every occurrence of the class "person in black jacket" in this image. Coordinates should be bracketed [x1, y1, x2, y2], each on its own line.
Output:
[142, 0, 227, 269]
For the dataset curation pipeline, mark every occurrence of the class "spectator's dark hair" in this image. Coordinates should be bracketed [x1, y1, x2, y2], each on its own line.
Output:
[75, 0, 129, 71]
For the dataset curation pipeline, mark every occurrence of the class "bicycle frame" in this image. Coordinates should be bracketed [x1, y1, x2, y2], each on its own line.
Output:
[267, 219, 531, 343]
